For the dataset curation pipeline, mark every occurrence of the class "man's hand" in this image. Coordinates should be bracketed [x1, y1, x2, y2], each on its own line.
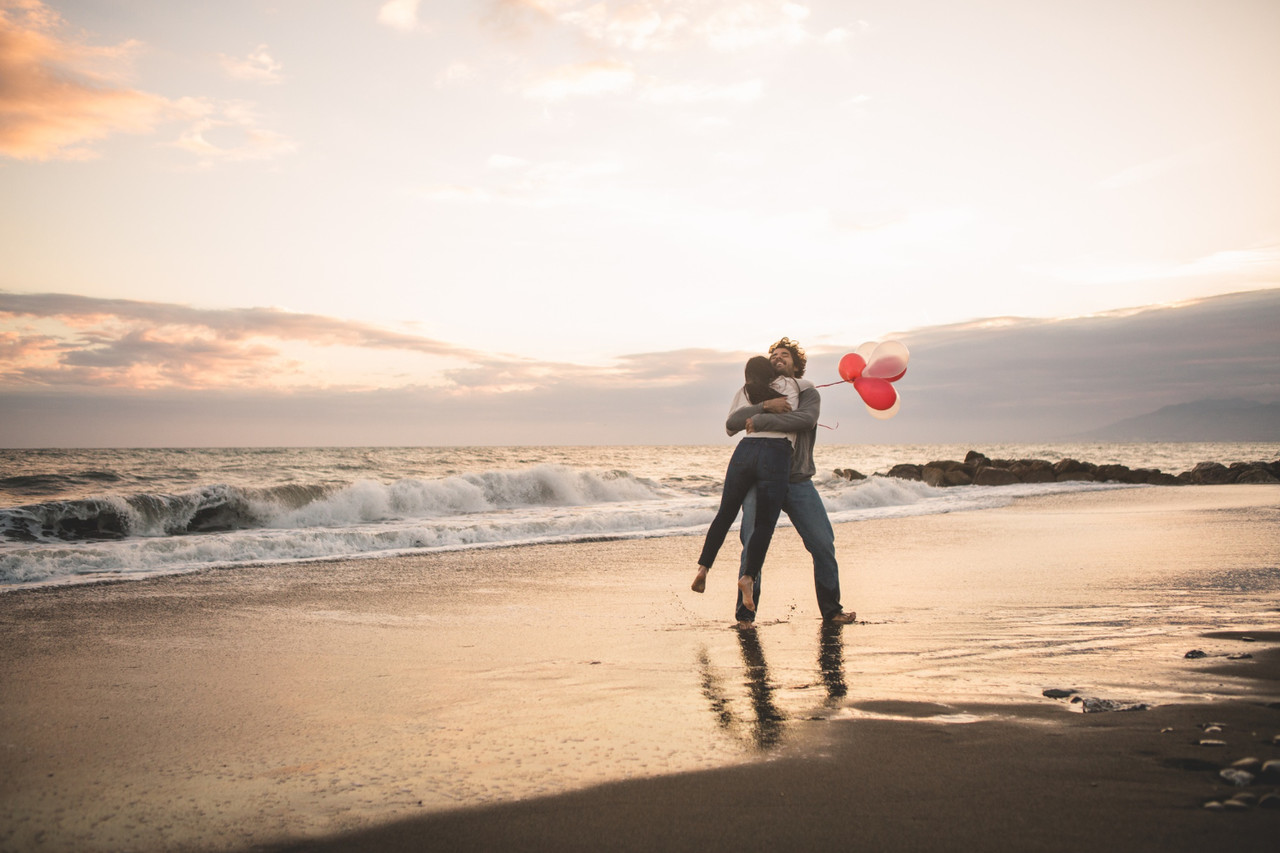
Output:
[761, 398, 792, 414]
[745, 417, 755, 433]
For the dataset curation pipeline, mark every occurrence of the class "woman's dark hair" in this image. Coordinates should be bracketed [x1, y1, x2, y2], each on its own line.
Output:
[743, 355, 784, 404]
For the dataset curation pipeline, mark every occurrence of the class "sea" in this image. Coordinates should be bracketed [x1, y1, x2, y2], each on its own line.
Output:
[2, 442, 1276, 590]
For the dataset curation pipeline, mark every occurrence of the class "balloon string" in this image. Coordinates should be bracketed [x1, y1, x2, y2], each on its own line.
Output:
[814, 381, 845, 388]
[819, 422, 838, 430]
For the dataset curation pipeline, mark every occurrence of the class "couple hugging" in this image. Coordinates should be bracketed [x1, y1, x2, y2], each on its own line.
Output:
[692, 337, 857, 630]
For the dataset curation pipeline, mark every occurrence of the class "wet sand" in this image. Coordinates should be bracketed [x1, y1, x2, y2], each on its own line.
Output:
[2, 485, 1278, 851]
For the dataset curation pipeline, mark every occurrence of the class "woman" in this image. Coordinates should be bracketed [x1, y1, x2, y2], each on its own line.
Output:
[691, 355, 798, 617]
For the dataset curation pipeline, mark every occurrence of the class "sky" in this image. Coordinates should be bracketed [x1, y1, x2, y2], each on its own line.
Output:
[1, 0, 1278, 447]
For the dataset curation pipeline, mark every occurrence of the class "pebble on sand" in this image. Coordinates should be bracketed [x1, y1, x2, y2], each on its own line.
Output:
[1184, 649, 1208, 659]
[1075, 697, 1150, 713]
[1198, 739, 1228, 747]
[1219, 768, 1255, 786]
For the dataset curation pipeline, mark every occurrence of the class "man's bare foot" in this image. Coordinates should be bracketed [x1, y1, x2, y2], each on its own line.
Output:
[735, 620, 756, 630]
[737, 575, 756, 612]
[826, 611, 857, 624]
[691, 566, 709, 593]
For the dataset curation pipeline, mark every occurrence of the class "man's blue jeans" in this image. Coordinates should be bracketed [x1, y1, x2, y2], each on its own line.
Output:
[737, 478, 843, 622]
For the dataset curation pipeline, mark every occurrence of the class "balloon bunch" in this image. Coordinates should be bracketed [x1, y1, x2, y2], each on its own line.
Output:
[826, 341, 909, 420]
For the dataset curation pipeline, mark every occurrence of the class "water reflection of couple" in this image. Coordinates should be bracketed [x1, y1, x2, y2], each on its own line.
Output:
[691, 337, 857, 629]
[698, 623, 849, 751]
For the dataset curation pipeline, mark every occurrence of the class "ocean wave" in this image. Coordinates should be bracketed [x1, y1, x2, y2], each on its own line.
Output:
[0, 465, 665, 544]
[0, 466, 1137, 589]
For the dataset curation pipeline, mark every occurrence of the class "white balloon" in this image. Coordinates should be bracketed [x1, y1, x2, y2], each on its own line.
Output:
[864, 340, 910, 380]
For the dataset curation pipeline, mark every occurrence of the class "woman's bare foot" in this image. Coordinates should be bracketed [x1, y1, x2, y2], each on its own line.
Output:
[735, 620, 756, 630]
[826, 611, 857, 624]
[737, 575, 756, 612]
[691, 565, 709, 593]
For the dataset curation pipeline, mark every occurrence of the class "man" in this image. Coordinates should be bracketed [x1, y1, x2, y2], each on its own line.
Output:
[694, 337, 856, 629]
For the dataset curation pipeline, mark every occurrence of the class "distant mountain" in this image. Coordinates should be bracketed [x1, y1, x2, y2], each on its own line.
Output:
[1079, 399, 1280, 441]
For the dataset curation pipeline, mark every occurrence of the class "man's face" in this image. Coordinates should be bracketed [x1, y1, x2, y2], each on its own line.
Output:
[770, 347, 795, 377]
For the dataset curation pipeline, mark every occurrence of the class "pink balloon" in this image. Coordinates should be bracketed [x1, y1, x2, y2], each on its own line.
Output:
[853, 377, 897, 411]
[864, 341, 910, 382]
[838, 353, 866, 382]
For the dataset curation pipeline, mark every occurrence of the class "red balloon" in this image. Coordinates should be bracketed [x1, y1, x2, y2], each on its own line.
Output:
[853, 377, 897, 411]
[838, 353, 866, 383]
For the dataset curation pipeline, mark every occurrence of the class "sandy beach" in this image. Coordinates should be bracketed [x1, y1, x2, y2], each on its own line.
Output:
[2, 485, 1279, 852]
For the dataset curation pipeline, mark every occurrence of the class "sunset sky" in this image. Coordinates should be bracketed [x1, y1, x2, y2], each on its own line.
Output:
[2, 0, 1278, 446]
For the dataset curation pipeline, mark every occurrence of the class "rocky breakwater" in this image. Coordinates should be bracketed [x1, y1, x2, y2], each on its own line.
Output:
[834, 451, 1280, 487]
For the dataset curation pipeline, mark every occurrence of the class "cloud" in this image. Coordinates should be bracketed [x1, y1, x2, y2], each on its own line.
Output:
[5, 289, 1278, 446]
[377, 0, 429, 33]
[171, 99, 297, 165]
[0, 0, 170, 160]
[218, 44, 283, 83]
[413, 157, 623, 207]
[497, 1, 837, 53]
[1040, 244, 1280, 286]
[522, 59, 636, 100]
[875, 288, 1280, 441]
[1096, 149, 1204, 190]
[0, 1, 294, 164]
[640, 78, 762, 104]
[0, 292, 509, 390]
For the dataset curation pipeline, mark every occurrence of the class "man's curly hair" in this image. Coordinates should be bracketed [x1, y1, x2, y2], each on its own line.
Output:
[769, 337, 807, 378]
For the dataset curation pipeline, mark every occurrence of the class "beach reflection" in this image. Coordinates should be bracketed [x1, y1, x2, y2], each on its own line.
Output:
[819, 622, 848, 704]
[697, 625, 849, 751]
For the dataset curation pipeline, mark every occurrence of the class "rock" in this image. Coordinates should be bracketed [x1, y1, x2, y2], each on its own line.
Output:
[1231, 757, 1262, 772]
[1096, 463, 1134, 482]
[1228, 792, 1257, 804]
[1260, 793, 1280, 810]
[1203, 800, 1225, 811]
[1079, 697, 1150, 713]
[1056, 470, 1097, 482]
[1198, 722, 1227, 730]
[833, 468, 866, 481]
[921, 466, 947, 487]
[973, 466, 1020, 486]
[886, 463, 922, 482]
[1198, 739, 1228, 747]
[1043, 688, 1077, 699]
[1184, 461, 1233, 485]
[1235, 467, 1280, 484]
[1184, 649, 1208, 659]
[964, 450, 991, 467]
[1226, 652, 1253, 660]
[1011, 459, 1056, 482]
[1260, 759, 1280, 781]
[1219, 768, 1255, 786]
[1223, 798, 1251, 810]
[1053, 458, 1091, 475]
[943, 468, 973, 487]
